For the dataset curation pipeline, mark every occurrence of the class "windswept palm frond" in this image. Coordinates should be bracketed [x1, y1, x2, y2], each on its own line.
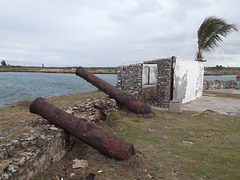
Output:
[196, 16, 238, 61]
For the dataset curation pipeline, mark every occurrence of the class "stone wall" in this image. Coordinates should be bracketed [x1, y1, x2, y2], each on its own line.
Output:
[117, 59, 173, 107]
[0, 97, 117, 180]
[117, 64, 143, 98]
[203, 80, 236, 90]
[156, 59, 173, 108]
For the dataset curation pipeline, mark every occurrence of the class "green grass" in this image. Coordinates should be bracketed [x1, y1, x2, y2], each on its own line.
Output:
[1, 91, 240, 179]
[0, 66, 118, 73]
[35, 108, 240, 179]
[103, 110, 240, 179]
[204, 91, 240, 98]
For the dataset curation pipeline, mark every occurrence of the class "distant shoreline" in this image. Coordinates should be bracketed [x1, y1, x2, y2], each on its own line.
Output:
[0, 70, 236, 76]
[0, 66, 118, 74]
[1, 66, 239, 75]
[0, 70, 237, 76]
[0, 70, 117, 74]
[204, 73, 237, 76]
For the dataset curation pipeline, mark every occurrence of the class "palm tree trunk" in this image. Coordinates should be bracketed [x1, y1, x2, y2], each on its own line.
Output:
[196, 48, 202, 61]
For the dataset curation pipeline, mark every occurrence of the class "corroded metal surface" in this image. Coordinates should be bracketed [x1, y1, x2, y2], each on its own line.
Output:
[29, 97, 135, 160]
[75, 66, 151, 114]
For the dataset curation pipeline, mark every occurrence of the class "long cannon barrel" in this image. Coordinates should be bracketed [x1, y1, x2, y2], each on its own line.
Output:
[75, 67, 151, 114]
[29, 97, 135, 160]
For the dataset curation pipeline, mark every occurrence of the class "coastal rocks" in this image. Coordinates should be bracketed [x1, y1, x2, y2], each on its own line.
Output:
[203, 80, 236, 90]
[0, 97, 117, 180]
[63, 97, 118, 124]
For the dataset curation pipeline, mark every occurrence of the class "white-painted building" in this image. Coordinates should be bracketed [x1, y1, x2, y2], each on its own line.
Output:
[118, 57, 205, 107]
[173, 58, 204, 103]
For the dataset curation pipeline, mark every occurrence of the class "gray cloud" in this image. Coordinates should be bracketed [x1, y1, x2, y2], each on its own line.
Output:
[0, 0, 239, 67]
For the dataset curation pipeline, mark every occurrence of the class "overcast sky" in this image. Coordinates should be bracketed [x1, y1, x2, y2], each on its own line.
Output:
[0, 0, 239, 67]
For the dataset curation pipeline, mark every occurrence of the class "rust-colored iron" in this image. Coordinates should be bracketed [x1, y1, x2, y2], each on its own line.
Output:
[29, 97, 135, 160]
[75, 66, 151, 114]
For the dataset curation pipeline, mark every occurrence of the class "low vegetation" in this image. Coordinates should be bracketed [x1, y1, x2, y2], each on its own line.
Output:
[1, 91, 240, 179]
[204, 91, 240, 99]
[1, 64, 240, 75]
[34, 108, 240, 180]
[205, 66, 240, 75]
[0, 65, 118, 74]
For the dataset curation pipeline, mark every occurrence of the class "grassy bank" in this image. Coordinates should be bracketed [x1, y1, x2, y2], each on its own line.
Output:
[0, 66, 118, 74]
[1, 65, 240, 75]
[205, 67, 240, 75]
[204, 91, 240, 99]
[35, 107, 240, 179]
[1, 91, 240, 179]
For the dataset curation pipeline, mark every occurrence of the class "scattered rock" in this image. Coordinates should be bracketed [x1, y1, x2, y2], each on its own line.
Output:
[7, 164, 18, 173]
[63, 97, 117, 124]
[70, 172, 76, 177]
[182, 141, 194, 145]
[49, 127, 58, 131]
[0, 160, 12, 174]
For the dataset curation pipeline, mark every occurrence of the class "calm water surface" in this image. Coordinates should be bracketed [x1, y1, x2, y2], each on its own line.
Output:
[204, 75, 236, 81]
[0, 72, 237, 106]
[0, 72, 117, 106]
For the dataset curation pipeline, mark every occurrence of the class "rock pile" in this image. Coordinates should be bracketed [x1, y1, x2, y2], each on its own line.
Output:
[203, 80, 236, 90]
[0, 120, 69, 180]
[0, 97, 117, 180]
[63, 97, 118, 124]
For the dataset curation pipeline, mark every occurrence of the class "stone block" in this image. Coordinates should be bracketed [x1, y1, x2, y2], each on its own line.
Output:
[169, 100, 182, 113]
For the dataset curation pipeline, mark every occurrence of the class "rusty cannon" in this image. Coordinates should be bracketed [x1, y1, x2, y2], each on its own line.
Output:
[75, 66, 151, 114]
[29, 97, 135, 160]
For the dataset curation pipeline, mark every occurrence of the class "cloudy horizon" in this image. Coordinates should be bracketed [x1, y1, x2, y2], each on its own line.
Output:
[0, 0, 239, 67]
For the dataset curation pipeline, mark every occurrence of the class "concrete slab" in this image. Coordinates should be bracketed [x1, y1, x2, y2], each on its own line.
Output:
[183, 89, 240, 116]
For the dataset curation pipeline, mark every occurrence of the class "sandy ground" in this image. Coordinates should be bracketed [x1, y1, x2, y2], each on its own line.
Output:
[183, 89, 240, 116]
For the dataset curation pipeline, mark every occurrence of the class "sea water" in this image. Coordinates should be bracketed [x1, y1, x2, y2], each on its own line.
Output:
[0, 72, 117, 106]
[0, 72, 236, 106]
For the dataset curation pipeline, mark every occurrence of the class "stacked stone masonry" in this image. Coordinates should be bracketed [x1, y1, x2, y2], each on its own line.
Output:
[155, 59, 173, 108]
[0, 97, 117, 180]
[203, 80, 236, 90]
[117, 64, 143, 99]
[117, 58, 173, 108]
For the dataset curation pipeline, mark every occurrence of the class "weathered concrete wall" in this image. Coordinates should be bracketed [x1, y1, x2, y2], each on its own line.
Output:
[156, 58, 173, 107]
[117, 63, 143, 98]
[173, 58, 204, 103]
[203, 80, 236, 90]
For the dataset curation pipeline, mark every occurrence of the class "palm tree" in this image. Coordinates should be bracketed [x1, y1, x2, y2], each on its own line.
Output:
[196, 16, 238, 61]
